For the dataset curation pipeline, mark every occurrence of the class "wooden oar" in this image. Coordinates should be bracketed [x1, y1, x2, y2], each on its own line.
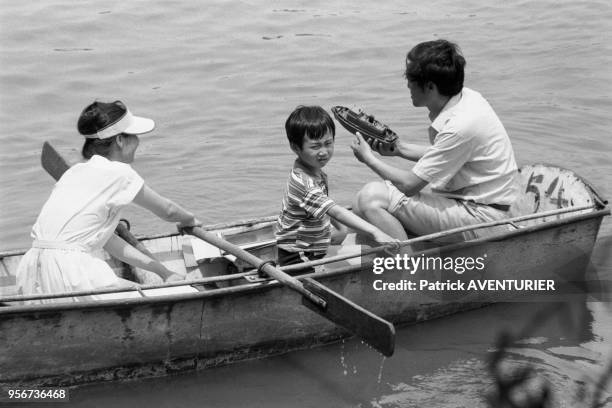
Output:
[183, 226, 395, 357]
[40, 141, 157, 261]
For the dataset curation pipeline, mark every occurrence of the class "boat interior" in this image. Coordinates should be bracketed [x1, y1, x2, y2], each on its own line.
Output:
[0, 164, 608, 305]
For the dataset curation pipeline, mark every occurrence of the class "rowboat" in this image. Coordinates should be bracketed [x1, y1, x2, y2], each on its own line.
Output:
[0, 163, 608, 387]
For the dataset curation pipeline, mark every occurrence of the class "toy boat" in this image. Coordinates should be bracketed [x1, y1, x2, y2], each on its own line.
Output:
[332, 106, 398, 147]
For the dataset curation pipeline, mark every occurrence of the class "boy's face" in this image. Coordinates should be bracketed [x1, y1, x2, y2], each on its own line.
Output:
[293, 130, 334, 172]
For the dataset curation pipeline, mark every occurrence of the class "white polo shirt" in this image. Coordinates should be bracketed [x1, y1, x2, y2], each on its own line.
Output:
[412, 87, 519, 205]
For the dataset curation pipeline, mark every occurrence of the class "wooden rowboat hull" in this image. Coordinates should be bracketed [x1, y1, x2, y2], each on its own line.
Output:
[0, 164, 609, 387]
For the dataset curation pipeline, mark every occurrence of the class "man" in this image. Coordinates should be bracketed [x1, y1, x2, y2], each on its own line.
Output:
[350, 39, 519, 241]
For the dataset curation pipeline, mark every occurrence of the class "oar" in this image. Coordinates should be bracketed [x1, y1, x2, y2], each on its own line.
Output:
[40, 141, 158, 260]
[183, 226, 395, 357]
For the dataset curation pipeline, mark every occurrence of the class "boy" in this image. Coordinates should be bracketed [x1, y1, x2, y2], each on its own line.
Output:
[275, 105, 397, 272]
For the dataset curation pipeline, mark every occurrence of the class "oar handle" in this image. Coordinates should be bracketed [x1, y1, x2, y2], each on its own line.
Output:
[183, 226, 327, 309]
[115, 222, 156, 259]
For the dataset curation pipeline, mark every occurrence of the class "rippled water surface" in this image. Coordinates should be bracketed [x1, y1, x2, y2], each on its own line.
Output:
[1, 0, 611, 406]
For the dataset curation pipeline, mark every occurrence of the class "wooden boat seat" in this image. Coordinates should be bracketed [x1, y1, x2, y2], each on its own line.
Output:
[183, 235, 276, 266]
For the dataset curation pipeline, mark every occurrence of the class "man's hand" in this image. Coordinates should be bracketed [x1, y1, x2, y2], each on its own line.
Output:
[366, 134, 399, 157]
[351, 132, 377, 164]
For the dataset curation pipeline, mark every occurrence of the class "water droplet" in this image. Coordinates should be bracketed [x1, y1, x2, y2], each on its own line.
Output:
[377, 356, 387, 383]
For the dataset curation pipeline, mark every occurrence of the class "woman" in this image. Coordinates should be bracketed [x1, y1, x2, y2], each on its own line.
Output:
[17, 100, 201, 302]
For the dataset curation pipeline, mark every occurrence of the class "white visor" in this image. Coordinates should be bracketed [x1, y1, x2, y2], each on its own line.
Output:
[91, 110, 155, 139]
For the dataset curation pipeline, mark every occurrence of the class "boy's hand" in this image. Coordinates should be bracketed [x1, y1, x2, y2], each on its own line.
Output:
[371, 230, 401, 249]
[330, 222, 348, 245]
[351, 132, 376, 163]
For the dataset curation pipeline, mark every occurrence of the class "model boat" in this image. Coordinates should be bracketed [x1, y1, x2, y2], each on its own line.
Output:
[332, 106, 398, 147]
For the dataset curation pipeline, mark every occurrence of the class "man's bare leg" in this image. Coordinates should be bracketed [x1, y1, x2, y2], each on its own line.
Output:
[353, 181, 409, 241]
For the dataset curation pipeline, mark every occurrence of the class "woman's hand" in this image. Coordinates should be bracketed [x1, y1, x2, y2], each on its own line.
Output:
[165, 272, 185, 283]
[156, 264, 185, 282]
[177, 216, 203, 229]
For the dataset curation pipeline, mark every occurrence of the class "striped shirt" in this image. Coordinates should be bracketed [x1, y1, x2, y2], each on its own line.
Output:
[275, 161, 336, 253]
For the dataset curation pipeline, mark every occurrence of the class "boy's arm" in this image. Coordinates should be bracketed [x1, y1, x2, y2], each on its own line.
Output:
[327, 205, 398, 245]
[330, 217, 348, 245]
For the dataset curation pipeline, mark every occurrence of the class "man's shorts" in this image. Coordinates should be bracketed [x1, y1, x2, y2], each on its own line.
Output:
[385, 181, 511, 241]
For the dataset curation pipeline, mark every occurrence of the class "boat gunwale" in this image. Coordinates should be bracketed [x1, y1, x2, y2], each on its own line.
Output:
[0, 217, 279, 259]
[0, 202, 603, 261]
[281, 204, 606, 273]
[0, 205, 608, 315]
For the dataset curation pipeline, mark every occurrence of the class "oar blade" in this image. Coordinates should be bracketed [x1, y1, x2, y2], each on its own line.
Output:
[301, 277, 395, 357]
[41, 141, 70, 180]
[183, 227, 396, 357]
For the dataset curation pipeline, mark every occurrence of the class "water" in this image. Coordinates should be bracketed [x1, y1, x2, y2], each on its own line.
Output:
[1, 0, 611, 406]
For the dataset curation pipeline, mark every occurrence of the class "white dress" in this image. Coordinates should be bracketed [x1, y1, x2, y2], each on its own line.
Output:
[16, 155, 144, 303]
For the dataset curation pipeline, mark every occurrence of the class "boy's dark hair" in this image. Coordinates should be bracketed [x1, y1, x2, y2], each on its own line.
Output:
[404, 39, 465, 97]
[285, 105, 335, 149]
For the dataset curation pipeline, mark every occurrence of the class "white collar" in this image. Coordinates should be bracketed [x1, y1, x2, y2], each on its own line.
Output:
[430, 89, 463, 132]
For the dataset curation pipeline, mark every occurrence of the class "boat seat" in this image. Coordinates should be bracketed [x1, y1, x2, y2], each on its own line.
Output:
[182, 235, 277, 275]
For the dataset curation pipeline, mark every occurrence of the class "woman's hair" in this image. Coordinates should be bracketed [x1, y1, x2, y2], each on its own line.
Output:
[81, 137, 116, 159]
[285, 105, 335, 149]
[77, 101, 127, 159]
[404, 39, 466, 96]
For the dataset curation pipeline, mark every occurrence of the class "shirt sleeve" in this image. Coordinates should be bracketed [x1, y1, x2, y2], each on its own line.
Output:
[107, 164, 145, 208]
[412, 130, 473, 189]
[300, 187, 336, 219]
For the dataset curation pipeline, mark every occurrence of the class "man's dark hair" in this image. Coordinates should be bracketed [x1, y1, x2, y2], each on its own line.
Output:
[285, 105, 335, 149]
[404, 39, 466, 96]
